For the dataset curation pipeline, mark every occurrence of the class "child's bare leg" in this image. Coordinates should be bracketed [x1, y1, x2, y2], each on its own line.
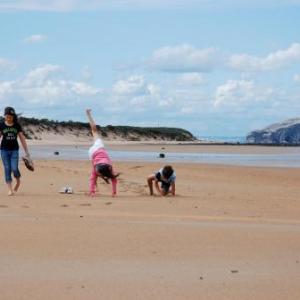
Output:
[86, 109, 100, 141]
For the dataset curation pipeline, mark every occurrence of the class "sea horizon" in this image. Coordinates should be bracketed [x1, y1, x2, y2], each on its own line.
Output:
[198, 136, 246, 143]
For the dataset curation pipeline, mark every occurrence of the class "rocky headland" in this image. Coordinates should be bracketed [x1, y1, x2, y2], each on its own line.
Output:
[247, 118, 300, 145]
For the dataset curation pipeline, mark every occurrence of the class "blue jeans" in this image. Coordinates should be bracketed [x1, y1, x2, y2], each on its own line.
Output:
[1, 150, 21, 183]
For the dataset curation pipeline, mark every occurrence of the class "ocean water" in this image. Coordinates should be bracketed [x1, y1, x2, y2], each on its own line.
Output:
[26, 145, 300, 168]
[200, 136, 246, 143]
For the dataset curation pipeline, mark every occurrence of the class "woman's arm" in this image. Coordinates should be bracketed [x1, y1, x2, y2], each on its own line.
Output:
[18, 132, 29, 155]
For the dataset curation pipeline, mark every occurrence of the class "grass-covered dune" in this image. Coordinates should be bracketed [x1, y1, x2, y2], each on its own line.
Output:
[0, 117, 196, 142]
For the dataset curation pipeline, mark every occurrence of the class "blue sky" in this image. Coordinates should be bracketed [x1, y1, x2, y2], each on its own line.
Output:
[0, 1, 300, 137]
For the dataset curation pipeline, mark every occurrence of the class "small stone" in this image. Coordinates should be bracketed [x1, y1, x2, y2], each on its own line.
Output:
[231, 270, 239, 274]
[199, 277, 203, 280]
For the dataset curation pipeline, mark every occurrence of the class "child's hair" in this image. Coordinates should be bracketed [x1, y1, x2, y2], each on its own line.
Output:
[4, 107, 19, 124]
[162, 165, 174, 179]
[95, 163, 119, 183]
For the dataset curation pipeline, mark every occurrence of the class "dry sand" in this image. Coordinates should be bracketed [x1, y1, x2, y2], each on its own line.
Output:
[0, 155, 300, 299]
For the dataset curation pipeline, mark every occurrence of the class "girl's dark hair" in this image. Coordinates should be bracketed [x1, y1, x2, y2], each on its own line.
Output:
[162, 165, 174, 179]
[4, 107, 19, 123]
[95, 163, 119, 183]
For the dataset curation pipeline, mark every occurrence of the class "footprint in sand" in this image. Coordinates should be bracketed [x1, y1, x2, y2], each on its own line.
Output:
[80, 203, 92, 207]
[0, 205, 8, 208]
[21, 205, 30, 208]
[121, 181, 146, 195]
[61, 204, 69, 207]
[129, 165, 144, 170]
[105, 202, 112, 205]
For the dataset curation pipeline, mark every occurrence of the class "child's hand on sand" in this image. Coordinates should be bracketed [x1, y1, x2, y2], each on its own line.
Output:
[88, 191, 96, 197]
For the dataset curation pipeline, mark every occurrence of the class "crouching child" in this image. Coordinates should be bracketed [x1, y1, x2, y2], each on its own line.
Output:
[147, 165, 176, 196]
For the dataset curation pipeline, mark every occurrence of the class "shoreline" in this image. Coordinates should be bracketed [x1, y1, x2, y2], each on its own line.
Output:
[23, 143, 300, 168]
[26, 141, 300, 154]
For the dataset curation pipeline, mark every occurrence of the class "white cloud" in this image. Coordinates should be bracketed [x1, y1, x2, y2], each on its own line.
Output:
[0, 1, 76, 12]
[21, 64, 63, 87]
[1, 0, 300, 11]
[0, 64, 102, 107]
[0, 0, 201, 11]
[177, 73, 205, 86]
[23, 34, 47, 43]
[112, 75, 154, 96]
[0, 81, 14, 99]
[108, 75, 164, 113]
[229, 43, 300, 72]
[294, 74, 300, 83]
[158, 96, 175, 108]
[147, 84, 160, 97]
[0, 58, 17, 72]
[70, 81, 100, 96]
[214, 80, 275, 108]
[148, 44, 222, 73]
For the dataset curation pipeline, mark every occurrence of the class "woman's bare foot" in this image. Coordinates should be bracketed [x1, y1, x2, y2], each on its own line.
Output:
[14, 179, 21, 192]
[6, 183, 14, 196]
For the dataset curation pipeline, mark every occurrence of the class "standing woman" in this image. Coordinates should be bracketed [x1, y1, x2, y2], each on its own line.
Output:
[0, 107, 30, 196]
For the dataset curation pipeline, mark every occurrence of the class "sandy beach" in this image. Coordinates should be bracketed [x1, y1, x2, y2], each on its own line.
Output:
[0, 145, 300, 300]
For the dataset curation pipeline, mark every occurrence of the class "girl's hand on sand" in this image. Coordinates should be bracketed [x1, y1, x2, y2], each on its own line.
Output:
[88, 191, 96, 197]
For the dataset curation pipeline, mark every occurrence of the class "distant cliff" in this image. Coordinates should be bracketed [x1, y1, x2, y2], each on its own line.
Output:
[4, 117, 196, 142]
[246, 118, 300, 145]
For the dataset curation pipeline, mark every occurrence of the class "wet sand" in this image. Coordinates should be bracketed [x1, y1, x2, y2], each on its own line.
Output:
[0, 159, 300, 299]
